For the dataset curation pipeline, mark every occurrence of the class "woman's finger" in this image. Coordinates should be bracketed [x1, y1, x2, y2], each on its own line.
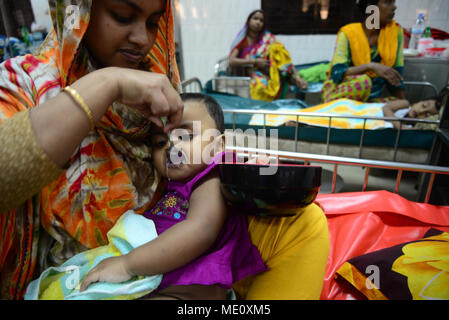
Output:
[164, 107, 183, 133]
[160, 82, 183, 131]
[144, 89, 170, 117]
[386, 68, 403, 86]
[148, 115, 164, 128]
[384, 71, 399, 86]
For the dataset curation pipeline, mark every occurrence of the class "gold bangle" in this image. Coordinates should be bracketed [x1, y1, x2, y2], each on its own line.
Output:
[63, 86, 95, 131]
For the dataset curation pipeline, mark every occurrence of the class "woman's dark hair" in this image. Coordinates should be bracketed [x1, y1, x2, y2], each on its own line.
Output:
[180, 93, 225, 133]
[357, 0, 380, 20]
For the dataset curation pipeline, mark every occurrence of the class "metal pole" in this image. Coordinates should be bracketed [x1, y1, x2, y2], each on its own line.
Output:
[395, 170, 403, 194]
[332, 164, 338, 193]
[0, 0, 16, 57]
[295, 115, 299, 153]
[359, 119, 367, 159]
[0, 0, 16, 37]
[363, 167, 370, 191]
[326, 116, 332, 155]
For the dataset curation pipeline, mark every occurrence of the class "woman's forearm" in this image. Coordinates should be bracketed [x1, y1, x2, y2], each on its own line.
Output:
[30, 67, 119, 167]
[383, 99, 409, 129]
[125, 219, 219, 276]
[228, 56, 254, 68]
[0, 110, 65, 212]
[343, 63, 374, 77]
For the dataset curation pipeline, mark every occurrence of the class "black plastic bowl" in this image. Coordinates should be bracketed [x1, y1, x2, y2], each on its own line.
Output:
[218, 163, 322, 217]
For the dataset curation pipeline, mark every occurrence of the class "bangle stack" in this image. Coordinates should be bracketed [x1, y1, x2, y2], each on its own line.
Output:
[63, 86, 95, 131]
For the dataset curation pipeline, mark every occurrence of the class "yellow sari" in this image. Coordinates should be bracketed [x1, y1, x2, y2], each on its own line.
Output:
[341, 22, 400, 78]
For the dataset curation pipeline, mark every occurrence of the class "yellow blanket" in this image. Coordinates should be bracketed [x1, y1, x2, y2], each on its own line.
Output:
[24, 211, 161, 300]
[249, 99, 388, 129]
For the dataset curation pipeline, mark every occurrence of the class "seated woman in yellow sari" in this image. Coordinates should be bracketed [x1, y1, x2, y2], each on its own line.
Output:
[322, 0, 405, 103]
[228, 10, 308, 102]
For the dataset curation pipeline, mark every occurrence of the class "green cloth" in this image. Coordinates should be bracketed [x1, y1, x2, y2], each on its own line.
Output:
[298, 63, 331, 83]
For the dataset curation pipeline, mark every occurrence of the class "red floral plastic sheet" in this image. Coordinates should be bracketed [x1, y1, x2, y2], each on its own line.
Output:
[316, 191, 449, 300]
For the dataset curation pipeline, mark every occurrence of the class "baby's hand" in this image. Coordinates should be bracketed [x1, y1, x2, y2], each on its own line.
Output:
[80, 256, 133, 292]
[246, 154, 271, 164]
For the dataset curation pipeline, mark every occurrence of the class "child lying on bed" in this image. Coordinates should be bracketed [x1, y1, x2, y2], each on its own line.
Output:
[382, 95, 443, 130]
[260, 95, 444, 130]
[25, 93, 266, 300]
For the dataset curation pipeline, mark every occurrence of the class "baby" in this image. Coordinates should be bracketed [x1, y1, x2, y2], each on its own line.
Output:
[79, 93, 266, 299]
[383, 96, 443, 129]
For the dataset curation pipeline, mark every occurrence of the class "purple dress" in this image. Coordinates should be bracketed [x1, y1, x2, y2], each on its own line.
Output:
[143, 152, 267, 290]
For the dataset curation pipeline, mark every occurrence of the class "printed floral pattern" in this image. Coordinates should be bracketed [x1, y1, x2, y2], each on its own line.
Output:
[392, 232, 449, 300]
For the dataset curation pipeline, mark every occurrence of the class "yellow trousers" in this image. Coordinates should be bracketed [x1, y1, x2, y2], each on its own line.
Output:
[233, 203, 330, 300]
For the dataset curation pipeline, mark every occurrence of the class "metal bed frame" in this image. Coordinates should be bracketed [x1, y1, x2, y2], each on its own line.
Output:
[223, 108, 441, 162]
[180, 77, 444, 163]
[181, 77, 449, 204]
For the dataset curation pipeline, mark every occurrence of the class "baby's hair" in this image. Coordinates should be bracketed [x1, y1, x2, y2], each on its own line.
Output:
[434, 96, 443, 111]
[426, 88, 448, 112]
[180, 93, 225, 133]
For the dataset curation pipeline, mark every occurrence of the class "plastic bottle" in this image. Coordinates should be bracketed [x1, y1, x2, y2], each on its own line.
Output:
[418, 26, 434, 56]
[409, 13, 425, 51]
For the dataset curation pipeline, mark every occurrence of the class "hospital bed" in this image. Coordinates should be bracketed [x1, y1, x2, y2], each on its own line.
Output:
[181, 77, 449, 300]
[182, 77, 443, 165]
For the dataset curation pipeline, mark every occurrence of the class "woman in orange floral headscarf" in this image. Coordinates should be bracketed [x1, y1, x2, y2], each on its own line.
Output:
[0, 0, 182, 299]
[0, 0, 329, 300]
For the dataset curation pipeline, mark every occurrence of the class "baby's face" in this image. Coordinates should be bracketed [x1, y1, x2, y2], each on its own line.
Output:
[410, 99, 438, 119]
[151, 100, 223, 182]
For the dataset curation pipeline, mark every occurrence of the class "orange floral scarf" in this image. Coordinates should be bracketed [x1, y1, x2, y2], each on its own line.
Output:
[0, 0, 178, 299]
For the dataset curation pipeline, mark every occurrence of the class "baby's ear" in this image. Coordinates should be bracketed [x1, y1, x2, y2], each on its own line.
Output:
[214, 134, 226, 152]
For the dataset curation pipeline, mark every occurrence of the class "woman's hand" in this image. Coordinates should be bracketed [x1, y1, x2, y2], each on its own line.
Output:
[293, 75, 308, 90]
[80, 255, 134, 292]
[109, 67, 183, 132]
[253, 58, 270, 72]
[370, 63, 403, 87]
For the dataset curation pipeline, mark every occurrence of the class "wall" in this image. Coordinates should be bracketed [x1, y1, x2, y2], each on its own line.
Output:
[395, 0, 449, 32]
[178, 0, 449, 84]
[1, 0, 36, 37]
[29, 0, 52, 32]
[26, 0, 449, 84]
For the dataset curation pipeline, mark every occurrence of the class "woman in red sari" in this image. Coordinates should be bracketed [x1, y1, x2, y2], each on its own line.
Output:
[229, 10, 308, 102]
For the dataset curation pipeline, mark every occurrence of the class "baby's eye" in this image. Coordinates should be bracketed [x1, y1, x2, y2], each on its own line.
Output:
[178, 134, 194, 141]
[152, 138, 168, 148]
